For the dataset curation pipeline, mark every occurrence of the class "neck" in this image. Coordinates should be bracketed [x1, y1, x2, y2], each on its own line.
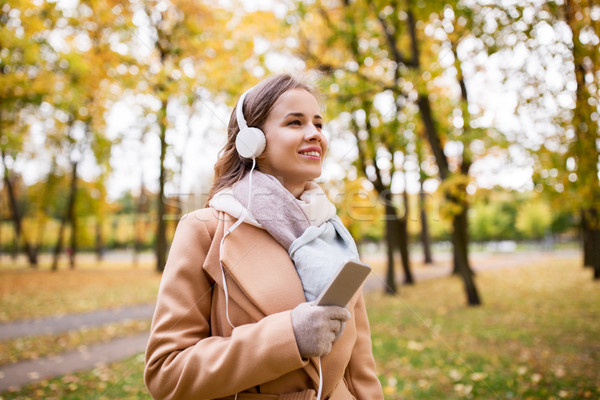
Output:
[281, 180, 306, 199]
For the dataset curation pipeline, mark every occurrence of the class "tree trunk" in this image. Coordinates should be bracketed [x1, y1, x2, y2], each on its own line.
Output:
[453, 206, 474, 272]
[398, 189, 414, 284]
[417, 93, 480, 305]
[451, 207, 474, 277]
[582, 211, 592, 267]
[452, 232, 460, 275]
[583, 209, 600, 279]
[52, 161, 78, 271]
[1, 148, 37, 266]
[384, 204, 397, 295]
[0, 202, 2, 258]
[419, 186, 433, 265]
[134, 180, 148, 266]
[11, 232, 17, 260]
[52, 215, 66, 271]
[111, 217, 118, 248]
[133, 212, 139, 266]
[95, 218, 104, 262]
[417, 95, 449, 180]
[68, 161, 78, 269]
[416, 137, 433, 264]
[33, 159, 57, 263]
[564, 0, 600, 278]
[591, 226, 600, 280]
[453, 208, 481, 305]
[396, 216, 413, 284]
[156, 98, 168, 272]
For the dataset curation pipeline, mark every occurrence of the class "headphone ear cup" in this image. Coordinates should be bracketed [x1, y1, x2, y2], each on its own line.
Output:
[235, 127, 266, 159]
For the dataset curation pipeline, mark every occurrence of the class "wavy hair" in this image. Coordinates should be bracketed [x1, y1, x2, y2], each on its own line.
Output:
[205, 74, 318, 204]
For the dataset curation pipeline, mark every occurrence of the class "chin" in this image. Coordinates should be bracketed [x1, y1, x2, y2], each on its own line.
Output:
[304, 170, 322, 181]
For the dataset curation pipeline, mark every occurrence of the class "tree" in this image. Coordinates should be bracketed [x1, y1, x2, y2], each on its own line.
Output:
[416, 139, 434, 264]
[561, 0, 599, 277]
[469, 190, 517, 242]
[515, 199, 552, 240]
[289, 0, 490, 304]
[46, 0, 133, 270]
[0, 0, 60, 266]
[137, 0, 273, 271]
[334, 177, 385, 246]
[489, 0, 600, 278]
[289, 1, 418, 294]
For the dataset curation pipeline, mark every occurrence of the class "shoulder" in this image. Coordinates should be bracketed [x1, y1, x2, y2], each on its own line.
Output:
[175, 208, 223, 241]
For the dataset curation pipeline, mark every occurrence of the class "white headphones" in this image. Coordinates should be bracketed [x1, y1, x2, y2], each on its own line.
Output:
[227, 87, 324, 400]
[235, 89, 266, 159]
[220, 87, 263, 331]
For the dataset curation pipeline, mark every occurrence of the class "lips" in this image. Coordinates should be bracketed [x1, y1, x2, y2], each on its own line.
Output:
[299, 150, 320, 157]
[298, 147, 322, 159]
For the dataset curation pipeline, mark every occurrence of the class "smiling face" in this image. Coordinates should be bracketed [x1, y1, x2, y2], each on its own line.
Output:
[257, 88, 328, 197]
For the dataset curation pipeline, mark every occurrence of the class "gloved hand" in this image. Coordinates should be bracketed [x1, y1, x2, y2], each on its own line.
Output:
[291, 302, 351, 358]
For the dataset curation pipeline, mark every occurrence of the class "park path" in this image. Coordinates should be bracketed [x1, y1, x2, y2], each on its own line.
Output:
[0, 304, 155, 393]
[0, 249, 580, 393]
[363, 248, 579, 291]
[0, 333, 149, 392]
[0, 304, 155, 341]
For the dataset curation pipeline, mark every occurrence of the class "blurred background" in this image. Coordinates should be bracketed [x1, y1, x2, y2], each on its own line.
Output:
[1, 0, 599, 399]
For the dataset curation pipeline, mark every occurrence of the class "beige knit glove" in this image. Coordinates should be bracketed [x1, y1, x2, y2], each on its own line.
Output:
[291, 302, 351, 358]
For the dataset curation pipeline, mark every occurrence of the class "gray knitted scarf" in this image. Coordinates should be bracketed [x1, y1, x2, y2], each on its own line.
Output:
[221, 171, 359, 301]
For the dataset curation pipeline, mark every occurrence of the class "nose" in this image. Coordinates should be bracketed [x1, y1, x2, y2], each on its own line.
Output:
[304, 124, 323, 142]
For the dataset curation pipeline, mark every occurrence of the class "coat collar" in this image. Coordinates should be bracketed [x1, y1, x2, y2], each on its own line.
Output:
[204, 213, 307, 317]
[216, 219, 324, 387]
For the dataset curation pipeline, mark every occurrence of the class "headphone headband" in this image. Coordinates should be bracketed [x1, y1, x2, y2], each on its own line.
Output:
[234, 87, 266, 159]
[236, 89, 252, 130]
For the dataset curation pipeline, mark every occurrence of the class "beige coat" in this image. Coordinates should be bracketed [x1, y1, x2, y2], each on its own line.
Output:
[144, 208, 384, 400]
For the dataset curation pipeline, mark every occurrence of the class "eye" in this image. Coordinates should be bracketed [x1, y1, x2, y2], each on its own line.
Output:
[314, 122, 323, 130]
[287, 120, 301, 126]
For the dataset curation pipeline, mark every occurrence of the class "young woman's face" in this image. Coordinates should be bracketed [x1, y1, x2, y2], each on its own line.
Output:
[258, 88, 328, 194]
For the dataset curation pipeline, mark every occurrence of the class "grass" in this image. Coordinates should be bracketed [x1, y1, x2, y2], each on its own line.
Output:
[370, 257, 600, 399]
[0, 257, 160, 322]
[0, 353, 150, 400]
[0, 319, 151, 366]
[1, 254, 599, 399]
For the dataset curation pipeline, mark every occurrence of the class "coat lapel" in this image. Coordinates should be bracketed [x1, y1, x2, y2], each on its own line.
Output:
[201, 212, 324, 389]
[217, 216, 306, 316]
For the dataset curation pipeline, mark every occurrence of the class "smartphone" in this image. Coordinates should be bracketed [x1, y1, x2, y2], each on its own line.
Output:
[315, 260, 371, 307]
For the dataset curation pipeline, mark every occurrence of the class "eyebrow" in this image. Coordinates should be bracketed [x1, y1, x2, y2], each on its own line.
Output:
[284, 112, 323, 120]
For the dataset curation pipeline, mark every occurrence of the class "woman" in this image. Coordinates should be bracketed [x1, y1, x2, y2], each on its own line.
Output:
[144, 74, 384, 400]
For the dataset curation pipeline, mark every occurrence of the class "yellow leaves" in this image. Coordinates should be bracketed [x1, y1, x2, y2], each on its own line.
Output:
[437, 172, 472, 218]
[333, 177, 384, 242]
[0, 267, 160, 322]
[470, 372, 488, 381]
[448, 368, 463, 381]
[0, 320, 151, 366]
[368, 254, 600, 398]
[530, 372, 542, 384]
[407, 340, 426, 351]
[515, 200, 552, 239]
[453, 383, 473, 396]
[383, 376, 398, 395]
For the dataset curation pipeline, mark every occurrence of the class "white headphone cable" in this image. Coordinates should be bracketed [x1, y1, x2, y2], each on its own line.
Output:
[316, 356, 323, 400]
[219, 158, 257, 329]
[217, 159, 324, 398]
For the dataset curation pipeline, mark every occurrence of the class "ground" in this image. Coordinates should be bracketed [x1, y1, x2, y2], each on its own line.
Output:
[0, 249, 598, 399]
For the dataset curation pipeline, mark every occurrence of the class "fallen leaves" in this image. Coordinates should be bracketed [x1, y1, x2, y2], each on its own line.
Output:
[0, 265, 160, 322]
[0, 320, 151, 366]
[368, 256, 600, 399]
[407, 340, 425, 351]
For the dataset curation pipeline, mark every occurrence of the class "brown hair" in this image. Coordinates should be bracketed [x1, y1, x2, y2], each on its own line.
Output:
[206, 74, 318, 204]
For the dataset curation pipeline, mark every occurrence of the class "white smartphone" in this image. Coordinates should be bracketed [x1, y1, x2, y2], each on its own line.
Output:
[315, 260, 371, 307]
